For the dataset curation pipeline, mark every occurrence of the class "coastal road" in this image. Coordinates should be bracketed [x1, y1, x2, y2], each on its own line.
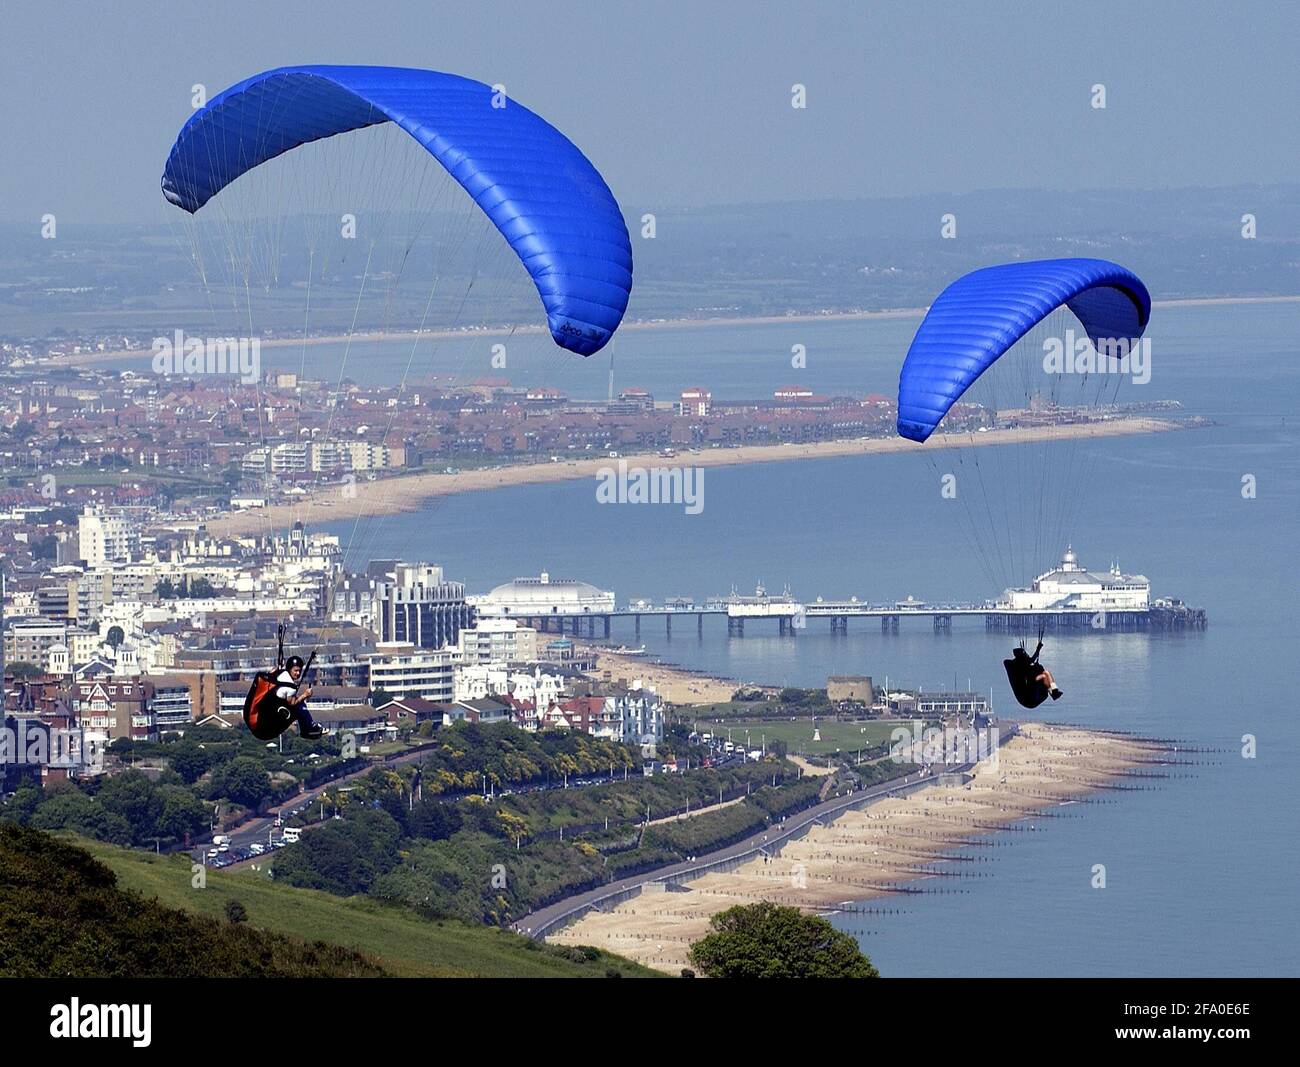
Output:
[193, 742, 441, 866]
[197, 743, 677, 869]
[512, 720, 1018, 940]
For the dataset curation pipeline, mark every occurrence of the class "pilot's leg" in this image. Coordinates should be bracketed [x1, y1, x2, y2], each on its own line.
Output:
[291, 702, 324, 739]
[1037, 670, 1063, 700]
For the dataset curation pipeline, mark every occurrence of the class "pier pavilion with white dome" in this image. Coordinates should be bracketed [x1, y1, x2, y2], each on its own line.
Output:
[997, 546, 1150, 612]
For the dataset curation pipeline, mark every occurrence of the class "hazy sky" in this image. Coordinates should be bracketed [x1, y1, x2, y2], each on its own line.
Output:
[1, 0, 1296, 223]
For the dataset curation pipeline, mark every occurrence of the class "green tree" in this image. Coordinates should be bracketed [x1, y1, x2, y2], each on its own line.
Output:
[688, 902, 879, 978]
[1, 785, 43, 825]
[155, 786, 208, 843]
[97, 771, 164, 841]
[168, 740, 214, 784]
[274, 810, 403, 896]
[206, 757, 274, 810]
[407, 799, 461, 842]
[28, 792, 134, 845]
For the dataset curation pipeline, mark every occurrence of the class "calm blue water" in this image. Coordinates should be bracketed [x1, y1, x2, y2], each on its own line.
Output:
[307, 302, 1298, 976]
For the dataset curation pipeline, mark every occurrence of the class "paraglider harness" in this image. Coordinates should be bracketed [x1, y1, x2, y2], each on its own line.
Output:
[243, 625, 317, 741]
[1003, 626, 1050, 710]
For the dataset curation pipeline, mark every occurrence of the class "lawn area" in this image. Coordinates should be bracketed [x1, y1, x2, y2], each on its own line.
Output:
[362, 740, 413, 757]
[675, 700, 786, 722]
[76, 837, 659, 978]
[705, 718, 929, 758]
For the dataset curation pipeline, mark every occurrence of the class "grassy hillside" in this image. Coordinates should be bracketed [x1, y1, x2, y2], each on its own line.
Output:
[76, 836, 658, 978]
[0, 824, 385, 977]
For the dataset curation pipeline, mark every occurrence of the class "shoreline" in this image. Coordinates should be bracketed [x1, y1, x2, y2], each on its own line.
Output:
[589, 648, 739, 705]
[46, 310, 923, 367]
[204, 416, 1184, 537]
[548, 723, 1165, 974]
[39, 292, 1300, 368]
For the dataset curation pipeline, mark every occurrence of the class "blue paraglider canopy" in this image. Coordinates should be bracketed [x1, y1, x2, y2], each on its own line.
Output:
[162, 65, 632, 356]
[897, 258, 1150, 442]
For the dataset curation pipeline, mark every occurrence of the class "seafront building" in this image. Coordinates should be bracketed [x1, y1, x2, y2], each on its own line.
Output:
[471, 572, 616, 619]
[596, 686, 665, 746]
[916, 691, 990, 718]
[827, 675, 874, 704]
[372, 563, 472, 650]
[454, 665, 564, 708]
[367, 644, 460, 702]
[458, 617, 539, 664]
[242, 439, 403, 477]
[998, 546, 1150, 612]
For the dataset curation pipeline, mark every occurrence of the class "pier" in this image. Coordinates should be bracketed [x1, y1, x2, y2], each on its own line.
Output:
[507, 595, 1207, 638]
[499, 550, 1207, 638]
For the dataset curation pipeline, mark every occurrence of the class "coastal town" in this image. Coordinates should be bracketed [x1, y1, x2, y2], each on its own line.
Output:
[0, 510, 676, 763]
[4, 485, 1184, 982]
[0, 329, 1203, 817]
[0, 331, 1196, 523]
[0, 327, 1206, 781]
[0, 321, 1210, 985]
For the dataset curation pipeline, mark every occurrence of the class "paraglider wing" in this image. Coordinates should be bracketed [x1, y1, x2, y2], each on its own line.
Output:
[161, 65, 632, 355]
[896, 258, 1151, 442]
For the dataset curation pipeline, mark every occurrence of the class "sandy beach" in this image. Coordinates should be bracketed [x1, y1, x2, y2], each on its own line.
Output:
[548, 723, 1161, 974]
[205, 416, 1182, 536]
[590, 649, 738, 705]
